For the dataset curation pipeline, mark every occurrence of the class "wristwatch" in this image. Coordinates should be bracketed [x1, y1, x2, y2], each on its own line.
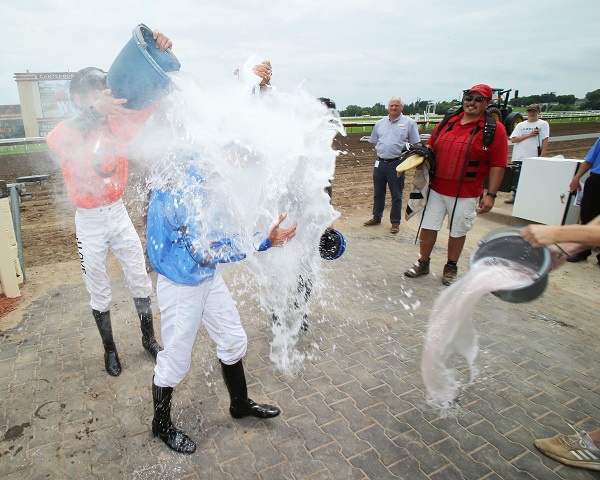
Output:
[486, 192, 497, 198]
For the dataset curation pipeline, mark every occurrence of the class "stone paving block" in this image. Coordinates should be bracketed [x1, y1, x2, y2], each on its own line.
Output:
[371, 370, 417, 399]
[286, 412, 333, 451]
[388, 454, 432, 480]
[296, 359, 330, 382]
[348, 447, 393, 479]
[343, 363, 385, 391]
[320, 418, 371, 459]
[528, 391, 583, 422]
[469, 444, 536, 479]
[511, 451, 567, 480]
[431, 416, 487, 453]
[311, 382, 350, 407]
[558, 377, 600, 401]
[12, 362, 38, 384]
[269, 387, 310, 421]
[428, 464, 465, 480]
[503, 426, 580, 478]
[337, 381, 379, 410]
[56, 443, 95, 478]
[397, 427, 455, 474]
[347, 350, 382, 375]
[0, 441, 33, 476]
[311, 442, 367, 480]
[548, 365, 598, 392]
[537, 410, 587, 437]
[113, 405, 147, 437]
[262, 416, 301, 446]
[466, 399, 521, 435]
[296, 393, 341, 427]
[357, 423, 409, 467]
[503, 407, 558, 440]
[362, 402, 413, 439]
[316, 359, 355, 387]
[20, 444, 62, 479]
[328, 398, 377, 434]
[432, 435, 495, 478]
[258, 462, 294, 480]
[395, 409, 449, 446]
[273, 436, 328, 478]
[467, 418, 528, 462]
[237, 428, 285, 472]
[282, 376, 318, 402]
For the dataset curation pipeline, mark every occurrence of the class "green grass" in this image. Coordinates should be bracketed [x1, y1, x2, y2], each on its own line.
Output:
[0, 143, 49, 155]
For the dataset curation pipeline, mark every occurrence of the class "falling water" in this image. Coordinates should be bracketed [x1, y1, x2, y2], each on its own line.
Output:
[133, 65, 344, 374]
[421, 258, 537, 407]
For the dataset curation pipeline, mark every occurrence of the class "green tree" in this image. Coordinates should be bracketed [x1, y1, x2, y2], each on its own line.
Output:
[340, 105, 365, 117]
[556, 94, 576, 105]
[581, 89, 600, 110]
[547, 104, 578, 112]
[368, 102, 387, 116]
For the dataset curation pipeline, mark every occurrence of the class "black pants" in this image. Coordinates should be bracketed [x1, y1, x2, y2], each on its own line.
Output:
[581, 173, 600, 224]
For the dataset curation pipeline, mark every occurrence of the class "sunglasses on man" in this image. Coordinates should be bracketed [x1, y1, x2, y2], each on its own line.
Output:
[463, 95, 489, 103]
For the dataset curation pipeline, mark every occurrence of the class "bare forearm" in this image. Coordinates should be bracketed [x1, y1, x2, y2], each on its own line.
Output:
[521, 215, 600, 248]
[486, 167, 505, 194]
[540, 138, 548, 156]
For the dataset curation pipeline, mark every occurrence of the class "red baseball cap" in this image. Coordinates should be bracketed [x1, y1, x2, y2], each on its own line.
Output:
[466, 84, 493, 99]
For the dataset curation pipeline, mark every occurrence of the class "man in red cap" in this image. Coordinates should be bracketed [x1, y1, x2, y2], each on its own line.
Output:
[404, 84, 508, 285]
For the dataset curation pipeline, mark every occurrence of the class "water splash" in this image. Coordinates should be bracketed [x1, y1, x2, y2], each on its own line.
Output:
[421, 259, 536, 408]
[134, 69, 344, 374]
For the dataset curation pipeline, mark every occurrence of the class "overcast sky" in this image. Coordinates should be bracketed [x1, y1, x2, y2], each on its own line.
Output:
[1, 0, 599, 110]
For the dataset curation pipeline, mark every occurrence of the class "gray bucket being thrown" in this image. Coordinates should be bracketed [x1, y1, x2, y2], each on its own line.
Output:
[469, 227, 551, 303]
[107, 23, 181, 110]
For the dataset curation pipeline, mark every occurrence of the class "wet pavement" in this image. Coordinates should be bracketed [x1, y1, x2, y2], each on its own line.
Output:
[1, 212, 599, 479]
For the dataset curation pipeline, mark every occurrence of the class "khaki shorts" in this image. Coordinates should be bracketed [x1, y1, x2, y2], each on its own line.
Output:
[421, 190, 477, 238]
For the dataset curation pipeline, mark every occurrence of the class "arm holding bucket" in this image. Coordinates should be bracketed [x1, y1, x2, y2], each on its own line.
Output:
[152, 30, 173, 51]
[521, 215, 600, 269]
[92, 89, 134, 117]
[253, 61, 272, 87]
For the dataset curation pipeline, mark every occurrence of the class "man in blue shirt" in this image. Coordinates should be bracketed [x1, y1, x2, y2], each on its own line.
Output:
[364, 96, 420, 234]
[566, 137, 600, 262]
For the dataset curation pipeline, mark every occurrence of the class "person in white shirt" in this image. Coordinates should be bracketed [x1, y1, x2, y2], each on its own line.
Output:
[505, 104, 550, 204]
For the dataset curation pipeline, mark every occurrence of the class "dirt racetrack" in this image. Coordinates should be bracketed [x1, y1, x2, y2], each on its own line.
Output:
[0, 121, 598, 321]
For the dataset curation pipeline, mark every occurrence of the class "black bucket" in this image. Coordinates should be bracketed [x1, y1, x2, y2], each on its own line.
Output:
[107, 24, 181, 110]
[469, 227, 551, 303]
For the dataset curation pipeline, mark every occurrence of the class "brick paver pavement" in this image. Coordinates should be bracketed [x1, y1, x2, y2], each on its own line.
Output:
[0, 227, 598, 479]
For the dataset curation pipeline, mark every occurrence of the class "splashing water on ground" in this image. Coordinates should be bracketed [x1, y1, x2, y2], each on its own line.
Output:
[421, 259, 536, 408]
[134, 69, 344, 374]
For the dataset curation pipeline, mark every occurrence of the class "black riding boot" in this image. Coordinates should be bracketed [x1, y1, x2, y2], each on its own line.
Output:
[92, 309, 121, 376]
[151, 381, 196, 454]
[220, 359, 280, 419]
[133, 297, 163, 359]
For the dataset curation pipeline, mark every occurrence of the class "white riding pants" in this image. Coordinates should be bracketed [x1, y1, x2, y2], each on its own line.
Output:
[153, 271, 248, 388]
[75, 200, 152, 312]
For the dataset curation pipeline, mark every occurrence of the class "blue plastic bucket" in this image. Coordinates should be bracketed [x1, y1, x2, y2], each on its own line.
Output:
[107, 24, 181, 110]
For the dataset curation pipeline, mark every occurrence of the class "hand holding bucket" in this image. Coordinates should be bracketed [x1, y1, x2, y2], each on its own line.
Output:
[107, 24, 181, 110]
[469, 227, 551, 303]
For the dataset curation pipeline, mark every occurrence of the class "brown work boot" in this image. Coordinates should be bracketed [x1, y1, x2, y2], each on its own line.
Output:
[364, 218, 381, 226]
[404, 258, 430, 278]
[442, 263, 458, 285]
[390, 224, 399, 234]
